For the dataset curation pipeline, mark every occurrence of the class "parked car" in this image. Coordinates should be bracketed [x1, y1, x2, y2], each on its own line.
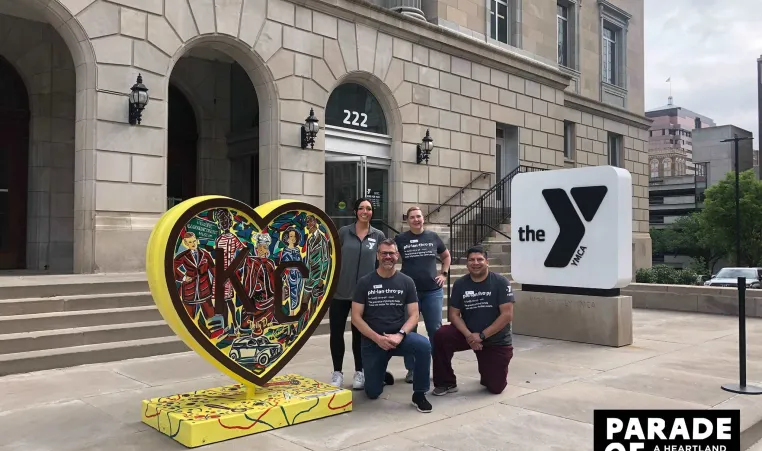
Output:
[703, 267, 762, 288]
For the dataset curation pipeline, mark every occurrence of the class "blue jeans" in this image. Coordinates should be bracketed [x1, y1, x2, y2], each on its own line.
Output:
[361, 333, 431, 398]
[404, 288, 443, 370]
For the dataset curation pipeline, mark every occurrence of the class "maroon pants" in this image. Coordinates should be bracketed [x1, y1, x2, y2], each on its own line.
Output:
[432, 324, 513, 394]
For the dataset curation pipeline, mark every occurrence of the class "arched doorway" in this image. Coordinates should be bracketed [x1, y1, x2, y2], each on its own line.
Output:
[0, 56, 30, 270]
[168, 50, 260, 207]
[324, 82, 391, 234]
[167, 84, 198, 208]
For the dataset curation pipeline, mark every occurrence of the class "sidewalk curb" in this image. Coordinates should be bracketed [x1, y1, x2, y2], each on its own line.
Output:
[743, 415, 762, 450]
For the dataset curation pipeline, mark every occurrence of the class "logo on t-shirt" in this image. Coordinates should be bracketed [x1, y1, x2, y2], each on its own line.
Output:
[373, 284, 382, 289]
[367, 237, 376, 250]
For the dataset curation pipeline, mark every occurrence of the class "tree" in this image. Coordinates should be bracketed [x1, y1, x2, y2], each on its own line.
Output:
[651, 213, 723, 274]
[699, 169, 762, 267]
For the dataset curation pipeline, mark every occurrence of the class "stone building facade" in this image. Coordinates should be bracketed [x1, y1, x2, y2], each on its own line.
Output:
[0, 0, 651, 274]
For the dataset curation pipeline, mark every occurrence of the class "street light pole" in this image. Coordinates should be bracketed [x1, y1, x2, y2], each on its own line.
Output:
[720, 134, 752, 266]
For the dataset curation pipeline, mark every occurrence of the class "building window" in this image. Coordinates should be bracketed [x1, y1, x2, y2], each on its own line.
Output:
[607, 132, 622, 167]
[650, 159, 659, 178]
[598, 0, 630, 107]
[558, 4, 568, 66]
[557, 0, 579, 73]
[663, 158, 672, 177]
[563, 121, 575, 159]
[602, 25, 616, 84]
[489, 0, 518, 46]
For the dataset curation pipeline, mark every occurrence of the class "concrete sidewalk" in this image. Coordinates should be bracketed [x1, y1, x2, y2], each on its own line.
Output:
[1, 309, 762, 450]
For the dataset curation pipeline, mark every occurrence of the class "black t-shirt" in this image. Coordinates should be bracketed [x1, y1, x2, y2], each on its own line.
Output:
[353, 271, 418, 335]
[450, 272, 515, 346]
[394, 230, 447, 292]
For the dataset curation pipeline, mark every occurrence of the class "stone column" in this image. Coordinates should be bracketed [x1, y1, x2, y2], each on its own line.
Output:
[384, 0, 427, 21]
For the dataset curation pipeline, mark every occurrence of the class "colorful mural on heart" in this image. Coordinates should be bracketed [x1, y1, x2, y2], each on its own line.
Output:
[146, 197, 342, 387]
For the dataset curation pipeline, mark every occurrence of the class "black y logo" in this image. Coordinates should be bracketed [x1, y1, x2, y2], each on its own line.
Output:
[541, 186, 608, 268]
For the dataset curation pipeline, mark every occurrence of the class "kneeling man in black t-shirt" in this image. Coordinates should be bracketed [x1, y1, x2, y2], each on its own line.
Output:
[351, 239, 433, 413]
[432, 245, 515, 395]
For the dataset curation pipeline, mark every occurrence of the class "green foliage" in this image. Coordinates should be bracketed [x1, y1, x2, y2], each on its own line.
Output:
[635, 265, 700, 285]
[635, 267, 653, 283]
[650, 213, 722, 274]
[699, 169, 762, 267]
[649, 169, 762, 273]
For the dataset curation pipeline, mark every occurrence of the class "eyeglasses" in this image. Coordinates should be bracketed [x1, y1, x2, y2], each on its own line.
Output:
[378, 251, 396, 257]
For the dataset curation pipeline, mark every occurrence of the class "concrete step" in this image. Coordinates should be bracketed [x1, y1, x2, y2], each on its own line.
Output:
[0, 273, 148, 300]
[0, 320, 174, 355]
[0, 306, 161, 335]
[0, 336, 190, 376]
[0, 292, 154, 316]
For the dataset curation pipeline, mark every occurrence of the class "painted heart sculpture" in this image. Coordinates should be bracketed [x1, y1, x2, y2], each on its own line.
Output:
[146, 196, 341, 387]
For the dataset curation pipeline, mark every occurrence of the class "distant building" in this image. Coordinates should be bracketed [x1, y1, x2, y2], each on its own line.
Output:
[692, 125, 755, 187]
[649, 163, 707, 230]
[650, 123, 756, 269]
[645, 97, 716, 178]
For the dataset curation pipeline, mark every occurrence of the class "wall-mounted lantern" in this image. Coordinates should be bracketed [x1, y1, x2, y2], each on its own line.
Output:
[416, 129, 434, 164]
[128, 74, 149, 125]
[301, 108, 319, 149]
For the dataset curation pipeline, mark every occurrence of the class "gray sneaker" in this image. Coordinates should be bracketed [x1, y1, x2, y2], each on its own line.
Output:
[432, 385, 459, 396]
[405, 369, 413, 383]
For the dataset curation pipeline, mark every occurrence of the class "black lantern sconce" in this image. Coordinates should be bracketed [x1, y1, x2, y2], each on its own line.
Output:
[416, 129, 434, 164]
[301, 108, 319, 149]
[128, 74, 149, 125]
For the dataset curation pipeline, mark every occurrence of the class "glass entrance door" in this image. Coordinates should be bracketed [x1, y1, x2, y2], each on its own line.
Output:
[325, 154, 390, 235]
[326, 155, 366, 231]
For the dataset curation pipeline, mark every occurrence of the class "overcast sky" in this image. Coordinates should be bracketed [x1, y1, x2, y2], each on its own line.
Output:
[644, 0, 762, 149]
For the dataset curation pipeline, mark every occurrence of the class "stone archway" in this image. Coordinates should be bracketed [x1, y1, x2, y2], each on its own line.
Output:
[166, 36, 280, 207]
[324, 71, 405, 231]
[0, 1, 96, 272]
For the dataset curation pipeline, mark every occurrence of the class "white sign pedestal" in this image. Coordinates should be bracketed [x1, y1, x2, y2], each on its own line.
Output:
[509, 166, 634, 347]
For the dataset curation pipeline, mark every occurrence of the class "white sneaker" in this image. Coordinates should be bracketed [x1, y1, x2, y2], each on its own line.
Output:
[330, 371, 343, 387]
[352, 370, 365, 390]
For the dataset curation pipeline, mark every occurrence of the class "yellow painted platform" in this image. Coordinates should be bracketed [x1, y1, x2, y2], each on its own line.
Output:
[141, 374, 352, 448]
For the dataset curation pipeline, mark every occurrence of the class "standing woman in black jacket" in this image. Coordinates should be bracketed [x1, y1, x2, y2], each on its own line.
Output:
[329, 198, 386, 390]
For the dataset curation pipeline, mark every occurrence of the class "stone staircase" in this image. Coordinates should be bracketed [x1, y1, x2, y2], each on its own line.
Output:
[0, 234, 513, 377]
[0, 273, 187, 376]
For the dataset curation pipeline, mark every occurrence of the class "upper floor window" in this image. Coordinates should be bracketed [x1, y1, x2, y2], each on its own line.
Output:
[650, 159, 659, 178]
[489, 0, 518, 46]
[557, 1, 579, 71]
[598, 0, 630, 107]
[663, 158, 672, 177]
[602, 25, 617, 84]
[557, 5, 568, 66]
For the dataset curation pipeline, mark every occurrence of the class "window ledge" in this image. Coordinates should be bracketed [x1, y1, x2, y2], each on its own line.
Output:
[601, 80, 627, 95]
[559, 65, 581, 77]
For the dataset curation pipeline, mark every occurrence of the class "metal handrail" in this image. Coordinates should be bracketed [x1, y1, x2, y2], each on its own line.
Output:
[448, 165, 546, 263]
[426, 171, 490, 219]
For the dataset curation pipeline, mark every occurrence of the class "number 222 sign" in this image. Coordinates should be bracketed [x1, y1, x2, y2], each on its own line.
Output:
[343, 110, 368, 128]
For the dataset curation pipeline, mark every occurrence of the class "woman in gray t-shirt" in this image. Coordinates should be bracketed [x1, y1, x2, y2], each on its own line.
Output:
[329, 198, 386, 391]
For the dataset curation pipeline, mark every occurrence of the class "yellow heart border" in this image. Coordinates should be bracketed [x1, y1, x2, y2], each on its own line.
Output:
[145, 195, 342, 387]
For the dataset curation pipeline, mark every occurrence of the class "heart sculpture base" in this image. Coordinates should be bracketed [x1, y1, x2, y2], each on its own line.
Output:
[141, 374, 352, 448]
